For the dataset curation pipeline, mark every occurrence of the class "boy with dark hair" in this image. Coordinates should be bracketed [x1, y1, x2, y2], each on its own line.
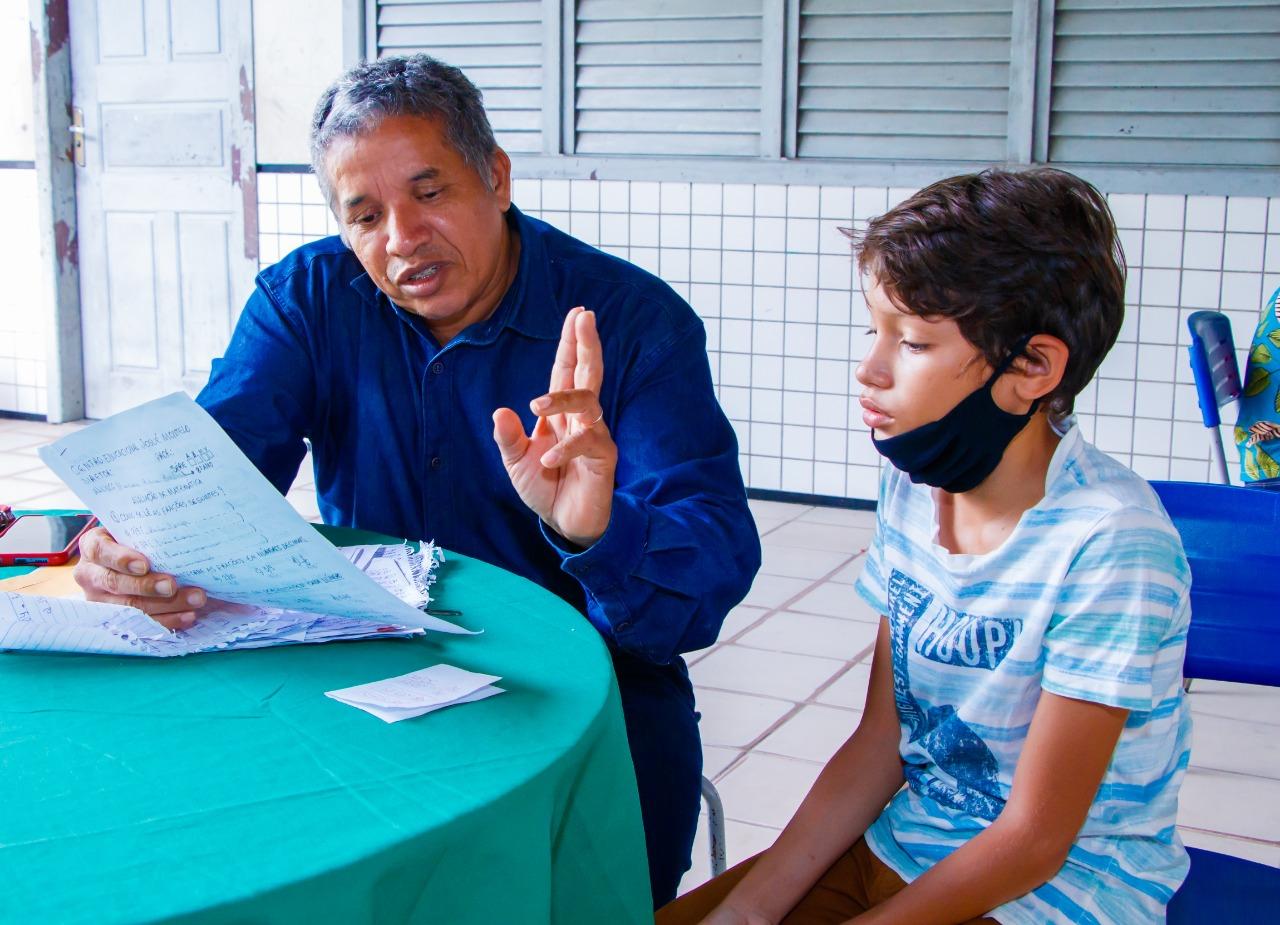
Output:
[658, 168, 1191, 924]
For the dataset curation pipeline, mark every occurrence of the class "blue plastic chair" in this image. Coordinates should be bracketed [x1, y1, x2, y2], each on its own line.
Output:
[1185, 311, 1243, 485]
[1149, 480, 1280, 920]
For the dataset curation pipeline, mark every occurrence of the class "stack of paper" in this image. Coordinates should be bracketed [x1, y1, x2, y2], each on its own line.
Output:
[325, 664, 504, 722]
[36, 393, 456, 630]
[0, 543, 462, 657]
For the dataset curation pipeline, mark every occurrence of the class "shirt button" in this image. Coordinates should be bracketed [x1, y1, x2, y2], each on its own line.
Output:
[617, 621, 632, 632]
[430, 456, 443, 470]
[431, 361, 444, 375]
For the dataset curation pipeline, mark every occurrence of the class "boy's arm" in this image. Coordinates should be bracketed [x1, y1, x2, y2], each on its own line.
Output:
[707, 620, 906, 925]
[850, 690, 1129, 925]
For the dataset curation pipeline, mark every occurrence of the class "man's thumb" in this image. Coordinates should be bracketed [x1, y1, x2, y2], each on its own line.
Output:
[491, 408, 529, 466]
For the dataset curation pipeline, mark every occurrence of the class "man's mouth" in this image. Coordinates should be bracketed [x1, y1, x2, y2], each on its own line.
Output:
[398, 263, 444, 286]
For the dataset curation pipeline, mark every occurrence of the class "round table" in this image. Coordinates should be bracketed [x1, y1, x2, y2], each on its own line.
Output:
[0, 523, 651, 924]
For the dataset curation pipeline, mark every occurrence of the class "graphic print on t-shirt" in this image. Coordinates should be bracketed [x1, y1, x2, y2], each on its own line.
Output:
[887, 569, 1023, 821]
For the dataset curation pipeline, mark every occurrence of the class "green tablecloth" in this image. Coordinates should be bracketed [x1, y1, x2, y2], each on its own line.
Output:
[0, 524, 651, 924]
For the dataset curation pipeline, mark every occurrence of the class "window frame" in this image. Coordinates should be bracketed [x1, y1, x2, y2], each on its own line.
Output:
[354, 0, 1280, 197]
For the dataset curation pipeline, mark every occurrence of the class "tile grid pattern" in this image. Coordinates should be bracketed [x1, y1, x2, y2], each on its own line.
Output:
[0, 167, 48, 417]
[253, 175, 1280, 498]
[0, 424, 1276, 896]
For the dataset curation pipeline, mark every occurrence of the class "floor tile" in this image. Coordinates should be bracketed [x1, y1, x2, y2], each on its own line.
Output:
[696, 687, 797, 749]
[1177, 767, 1280, 842]
[763, 520, 874, 553]
[816, 661, 873, 711]
[795, 506, 877, 529]
[749, 498, 810, 522]
[0, 431, 45, 452]
[703, 745, 743, 781]
[717, 752, 822, 828]
[741, 573, 813, 609]
[0, 455, 46, 479]
[756, 704, 861, 764]
[759, 544, 853, 580]
[15, 487, 88, 509]
[827, 553, 869, 585]
[1188, 680, 1280, 728]
[719, 604, 771, 642]
[1, 478, 75, 505]
[1189, 713, 1280, 780]
[788, 581, 880, 623]
[737, 610, 878, 660]
[691, 645, 845, 702]
[1177, 828, 1280, 867]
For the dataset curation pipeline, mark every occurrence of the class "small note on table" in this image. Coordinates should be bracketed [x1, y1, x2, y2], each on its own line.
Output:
[325, 664, 504, 723]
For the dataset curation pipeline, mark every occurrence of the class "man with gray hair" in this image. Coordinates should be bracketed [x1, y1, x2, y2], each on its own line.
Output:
[74, 54, 761, 905]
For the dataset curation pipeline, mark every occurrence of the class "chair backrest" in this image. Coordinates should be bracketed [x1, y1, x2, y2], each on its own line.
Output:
[1186, 311, 1242, 429]
[1150, 480, 1280, 686]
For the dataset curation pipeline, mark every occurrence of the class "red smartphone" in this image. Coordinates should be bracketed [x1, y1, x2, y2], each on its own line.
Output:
[0, 509, 99, 566]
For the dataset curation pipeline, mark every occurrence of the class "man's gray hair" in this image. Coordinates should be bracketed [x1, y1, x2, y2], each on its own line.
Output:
[310, 54, 498, 201]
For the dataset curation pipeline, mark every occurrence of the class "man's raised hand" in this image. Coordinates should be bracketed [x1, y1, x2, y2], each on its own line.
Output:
[491, 307, 617, 548]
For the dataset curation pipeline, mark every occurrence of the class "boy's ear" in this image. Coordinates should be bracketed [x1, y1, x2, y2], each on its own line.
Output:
[1010, 333, 1069, 406]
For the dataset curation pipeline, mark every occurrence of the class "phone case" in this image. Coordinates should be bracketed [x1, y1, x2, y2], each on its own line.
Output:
[0, 514, 99, 567]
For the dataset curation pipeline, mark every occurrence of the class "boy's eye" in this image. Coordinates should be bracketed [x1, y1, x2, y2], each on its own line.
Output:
[902, 340, 928, 353]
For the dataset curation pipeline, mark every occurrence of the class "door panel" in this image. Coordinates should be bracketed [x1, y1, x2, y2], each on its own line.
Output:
[72, 0, 256, 418]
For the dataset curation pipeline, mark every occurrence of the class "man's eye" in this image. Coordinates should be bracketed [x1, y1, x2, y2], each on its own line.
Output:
[353, 213, 378, 226]
[418, 188, 441, 200]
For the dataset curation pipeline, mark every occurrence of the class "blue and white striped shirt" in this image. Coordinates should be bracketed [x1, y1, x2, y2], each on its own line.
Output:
[856, 423, 1192, 925]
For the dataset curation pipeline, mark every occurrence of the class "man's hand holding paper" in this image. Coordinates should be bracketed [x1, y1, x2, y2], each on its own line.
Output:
[74, 527, 207, 629]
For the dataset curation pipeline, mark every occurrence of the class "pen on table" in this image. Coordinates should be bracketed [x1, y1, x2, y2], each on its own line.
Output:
[424, 607, 462, 617]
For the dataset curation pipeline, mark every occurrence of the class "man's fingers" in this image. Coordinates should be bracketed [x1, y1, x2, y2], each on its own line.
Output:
[529, 388, 602, 421]
[548, 306, 584, 394]
[76, 564, 206, 616]
[79, 526, 150, 576]
[573, 310, 604, 393]
[491, 407, 532, 466]
[539, 421, 615, 469]
[152, 611, 198, 631]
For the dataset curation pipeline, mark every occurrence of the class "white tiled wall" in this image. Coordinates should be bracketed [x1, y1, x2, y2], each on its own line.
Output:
[10, 171, 1280, 504]
[507, 179, 1280, 497]
[0, 168, 48, 417]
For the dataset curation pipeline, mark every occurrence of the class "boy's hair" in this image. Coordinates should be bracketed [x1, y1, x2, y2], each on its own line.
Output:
[851, 168, 1126, 418]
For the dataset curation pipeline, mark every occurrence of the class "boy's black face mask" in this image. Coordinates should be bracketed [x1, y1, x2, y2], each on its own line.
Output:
[871, 336, 1040, 494]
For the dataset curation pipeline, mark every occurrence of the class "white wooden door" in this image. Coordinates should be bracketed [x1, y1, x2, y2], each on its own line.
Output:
[70, 0, 257, 418]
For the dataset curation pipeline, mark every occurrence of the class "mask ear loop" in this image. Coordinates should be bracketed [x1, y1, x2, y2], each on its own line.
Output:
[984, 334, 1043, 412]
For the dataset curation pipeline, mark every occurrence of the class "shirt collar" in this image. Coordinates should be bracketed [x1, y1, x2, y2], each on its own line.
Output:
[347, 203, 564, 347]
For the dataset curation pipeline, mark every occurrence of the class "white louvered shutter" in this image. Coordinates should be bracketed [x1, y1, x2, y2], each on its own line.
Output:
[373, 0, 544, 154]
[1049, 0, 1280, 167]
[797, 0, 1014, 161]
[573, 0, 765, 156]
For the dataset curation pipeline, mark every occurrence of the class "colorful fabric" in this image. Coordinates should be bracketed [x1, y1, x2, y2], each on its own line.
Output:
[855, 423, 1192, 925]
[1235, 286, 1280, 483]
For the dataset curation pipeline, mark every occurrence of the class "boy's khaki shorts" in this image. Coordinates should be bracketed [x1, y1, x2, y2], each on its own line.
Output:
[656, 836, 999, 924]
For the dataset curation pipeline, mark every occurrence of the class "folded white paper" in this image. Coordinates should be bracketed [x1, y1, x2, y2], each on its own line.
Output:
[325, 664, 504, 723]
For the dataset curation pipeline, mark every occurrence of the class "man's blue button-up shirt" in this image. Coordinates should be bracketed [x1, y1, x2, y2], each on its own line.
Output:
[198, 205, 759, 663]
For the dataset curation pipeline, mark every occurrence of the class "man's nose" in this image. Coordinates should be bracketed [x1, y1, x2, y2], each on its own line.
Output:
[385, 208, 430, 258]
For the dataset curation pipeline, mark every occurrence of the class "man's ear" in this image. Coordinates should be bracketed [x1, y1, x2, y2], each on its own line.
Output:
[1003, 333, 1069, 411]
[488, 147, 513, 210]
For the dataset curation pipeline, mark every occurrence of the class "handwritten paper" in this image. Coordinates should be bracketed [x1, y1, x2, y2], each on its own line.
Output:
[38, 393, 464, 634]
[0, 544, 442, 657]
[325, 664, 504, 723]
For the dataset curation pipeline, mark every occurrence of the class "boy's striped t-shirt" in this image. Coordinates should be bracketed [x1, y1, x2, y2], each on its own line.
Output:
[855, 423, 1192, 925]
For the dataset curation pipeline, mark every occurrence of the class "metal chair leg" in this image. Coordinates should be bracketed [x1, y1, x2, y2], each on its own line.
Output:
[700, 775, 727, 877]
